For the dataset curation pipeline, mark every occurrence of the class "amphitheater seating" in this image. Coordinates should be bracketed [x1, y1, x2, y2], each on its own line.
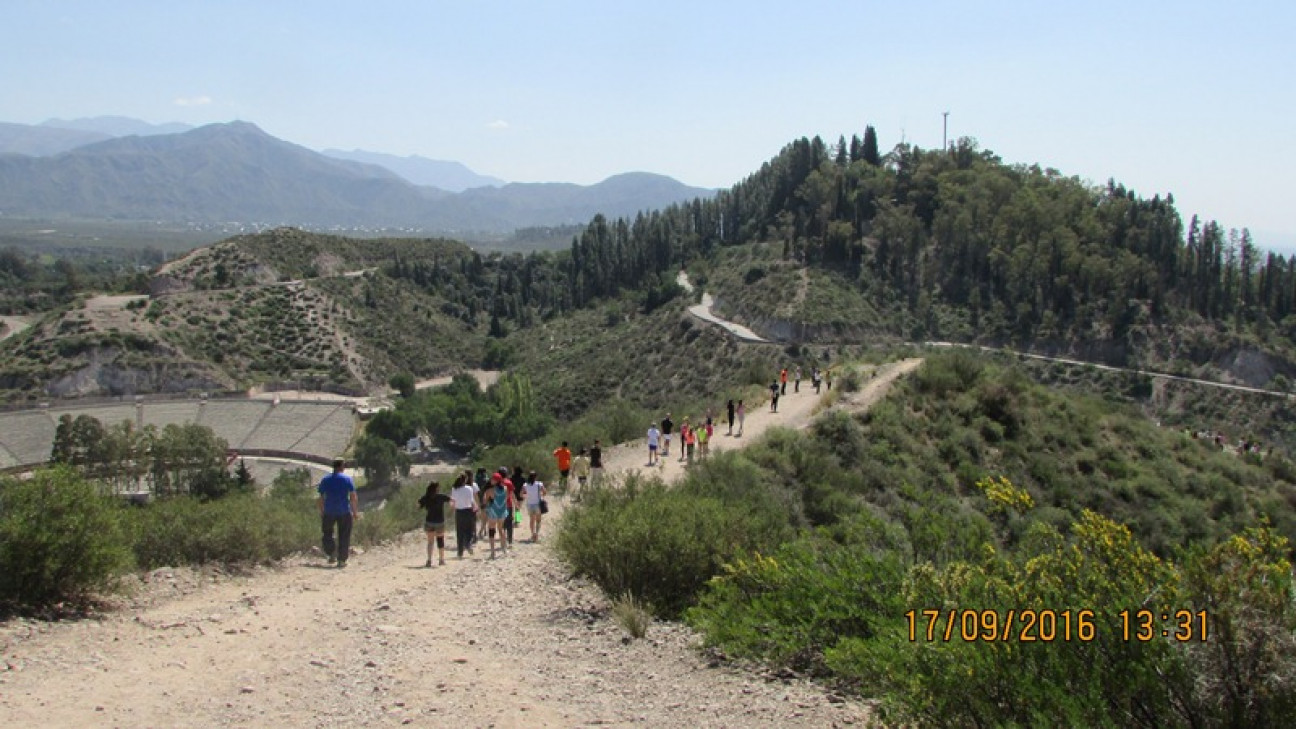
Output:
[0, 410, 59, 465]
[286, 404, 356, 458]
[0, 397, 356, 469]
[239, 402, 345, 453]
[55, 404, 138, 431]
[197, 400, 273, 447]
[140, 401, 203, 430]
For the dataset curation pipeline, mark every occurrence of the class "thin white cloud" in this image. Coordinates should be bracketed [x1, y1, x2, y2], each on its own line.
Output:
[487, 120, 509, 130]
[174, 95, 213, 107]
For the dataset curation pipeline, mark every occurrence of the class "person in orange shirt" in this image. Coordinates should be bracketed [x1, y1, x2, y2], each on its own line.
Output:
[553, 441, 572, 493]
[779, 367, 788, 395]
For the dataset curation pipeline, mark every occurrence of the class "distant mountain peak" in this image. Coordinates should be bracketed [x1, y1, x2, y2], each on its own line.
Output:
[321, 148, 506, 192]
[40, 116, 193, 137]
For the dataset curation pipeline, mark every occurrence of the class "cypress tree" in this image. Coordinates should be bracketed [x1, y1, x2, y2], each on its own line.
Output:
[862, 125, 881, 166]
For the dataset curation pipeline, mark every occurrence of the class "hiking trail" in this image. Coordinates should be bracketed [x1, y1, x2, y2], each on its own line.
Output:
[0, 360, 921, 728]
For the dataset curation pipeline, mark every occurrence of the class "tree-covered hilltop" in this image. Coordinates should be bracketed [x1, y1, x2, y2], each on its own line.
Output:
[7, 125, 1295, 405]
[559, 128, 1296, 382]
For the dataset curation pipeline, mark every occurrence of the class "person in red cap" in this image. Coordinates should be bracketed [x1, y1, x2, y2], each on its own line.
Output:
[498, 467, 517, 545]
[484, 471, 510, 558]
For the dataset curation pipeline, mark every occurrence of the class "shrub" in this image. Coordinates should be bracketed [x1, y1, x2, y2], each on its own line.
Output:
[837, 509, 1274, 729]
[129, 493, 316, 569]
[1176, 525, 1296, 725]
[556, 473, 784, 617]
[351, 478, 425, 547]
[687, 538, 906, 673]
[0, 467, 133, 608]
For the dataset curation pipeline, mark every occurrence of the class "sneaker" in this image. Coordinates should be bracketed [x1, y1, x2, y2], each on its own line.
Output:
[327, 555, 336, 564]
[439, 558, 446, 566]
[337, 560, 347, 569]
[424, 559, 432, 568]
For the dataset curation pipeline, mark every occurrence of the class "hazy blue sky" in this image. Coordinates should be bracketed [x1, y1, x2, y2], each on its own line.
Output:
[3, 1, 1293, 249]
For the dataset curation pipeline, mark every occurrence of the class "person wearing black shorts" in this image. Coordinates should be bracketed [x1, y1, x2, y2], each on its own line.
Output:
[660, 413, 674, 457]
[417, 481, 451, 567]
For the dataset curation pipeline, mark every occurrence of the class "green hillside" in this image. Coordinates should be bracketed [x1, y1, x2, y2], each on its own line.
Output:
[560, 351, 1296, 726]
[558, 131, 1296, 390]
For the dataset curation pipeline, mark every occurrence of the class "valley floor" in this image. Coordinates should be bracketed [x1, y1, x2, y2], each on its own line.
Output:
[0, 361, 920, 728]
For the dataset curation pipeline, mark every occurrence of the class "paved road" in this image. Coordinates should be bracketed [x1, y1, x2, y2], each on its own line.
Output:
[677, 270, 769, 343]
[926, 341, 1293, 399]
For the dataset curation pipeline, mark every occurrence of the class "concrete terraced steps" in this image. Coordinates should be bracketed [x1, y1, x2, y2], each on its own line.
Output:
[0, 399, 357, 469]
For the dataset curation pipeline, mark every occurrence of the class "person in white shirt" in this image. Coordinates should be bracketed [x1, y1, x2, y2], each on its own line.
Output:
[522, 472, 547, 543]
[646, 423, 661, 466]
[449, 474, 478, 559]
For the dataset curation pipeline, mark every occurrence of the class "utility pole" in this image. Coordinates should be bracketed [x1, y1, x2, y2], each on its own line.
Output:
[942, 111, 950, 150]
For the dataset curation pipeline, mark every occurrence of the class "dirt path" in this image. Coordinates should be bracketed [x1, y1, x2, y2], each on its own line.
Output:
[0, 315, 32, 342]
[0, 361, 921, 728]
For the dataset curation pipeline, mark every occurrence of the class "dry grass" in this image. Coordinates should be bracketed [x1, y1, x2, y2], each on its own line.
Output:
[611, 593, 653, 639]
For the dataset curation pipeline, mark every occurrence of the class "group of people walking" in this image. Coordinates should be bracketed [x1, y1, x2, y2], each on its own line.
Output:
[552, 440, 603, 501]
[649, 398, 748, 467]
[318, 364, 835, 569]
[417, 466, 550, 564]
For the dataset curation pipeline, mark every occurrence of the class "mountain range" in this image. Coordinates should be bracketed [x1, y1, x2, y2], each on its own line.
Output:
[321, 148, 504, 192]
[0, 118, 712, 233]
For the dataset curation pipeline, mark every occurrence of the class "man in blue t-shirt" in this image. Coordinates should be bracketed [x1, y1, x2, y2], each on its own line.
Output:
[317, 459, 359, 567]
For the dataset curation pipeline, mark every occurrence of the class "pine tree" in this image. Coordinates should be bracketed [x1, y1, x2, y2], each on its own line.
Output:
[862, 125, 881, 166]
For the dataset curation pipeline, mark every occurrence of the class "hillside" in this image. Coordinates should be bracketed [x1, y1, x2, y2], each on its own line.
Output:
[0, 122, 109, 157]
[0, 230, 491, 401]
[322, 148, 505, 191]
[552, 132, 1296, 393]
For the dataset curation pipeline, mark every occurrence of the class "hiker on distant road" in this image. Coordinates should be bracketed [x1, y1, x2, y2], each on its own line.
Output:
[794, 365, 802, 393]
[770, 381, 780, 412]
[571, 448, 591, 501]
[553, 441, 572, 493]
[647, 422, 661, 466]
[780, 368, 788, 395]
[661, 413, 674, 457]
[317, 459, 358, 568]
[726, 399, 735, 435]
[417, 481, 450, 567]
[736, 400, 745, 436]
[589, 440, 604, 487]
